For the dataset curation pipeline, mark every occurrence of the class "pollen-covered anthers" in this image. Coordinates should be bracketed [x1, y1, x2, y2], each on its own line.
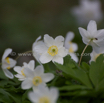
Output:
[21, 68, 26, 76]
[39, 97, 50, 103]
[69, 42, 74, 53]
[47, 45, 58, 56]
[5, 57, 11, 69]
[32, 76, 42, 86]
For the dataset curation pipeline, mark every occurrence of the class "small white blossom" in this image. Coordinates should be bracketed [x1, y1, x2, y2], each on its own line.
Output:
[71, 0, 103, 24]
[33, 34, 68, 64]
[1, 48, 16, 79]
[28, 86, 59, 103]
[90, 47, 104, 63]
[21, 65, 54, 91]
[65, 32, 78, 62]
[79, 20, 104, 53]
[14, 60, 35, 81]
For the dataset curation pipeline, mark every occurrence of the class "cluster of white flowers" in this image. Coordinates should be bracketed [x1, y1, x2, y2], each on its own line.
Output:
[71, 0, 103, 25]
[1, 19, 104, 102]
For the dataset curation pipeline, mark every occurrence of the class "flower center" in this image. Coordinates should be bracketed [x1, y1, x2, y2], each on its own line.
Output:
[32, 76, 42, 86]
[5, 57, 11, 69]
[39, 97, 50, 103]
[47, 45, 58, 56]
[5, 57, 10, 64]
[69, 42, 74, 53]
[21, 68, 25, 76]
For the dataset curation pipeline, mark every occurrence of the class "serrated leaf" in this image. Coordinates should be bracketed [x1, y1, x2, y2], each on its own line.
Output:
[55, 55, 92, 88]
[89, 54, 104, 88]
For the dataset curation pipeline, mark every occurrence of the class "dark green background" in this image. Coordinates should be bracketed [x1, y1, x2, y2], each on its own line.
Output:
[0, 0, 104, 63]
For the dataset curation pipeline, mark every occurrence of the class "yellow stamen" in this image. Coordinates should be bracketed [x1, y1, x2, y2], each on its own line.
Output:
[39, 97, 50, 103]
[21, 68, 26, 76]
[47, 45, 58, 56]
[32, 76, 42, 86]
[69, 42, 74, 53]
[5, 57, 10, 64]
[7, 66, 11, 70]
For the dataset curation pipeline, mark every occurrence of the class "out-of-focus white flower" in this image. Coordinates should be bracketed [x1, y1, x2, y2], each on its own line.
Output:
[21, 65, 54, 91]
[71, 0, 103, 25]
[32, 36, 42, 64]
[79, 20, 104, 53]
[33, 34, 68, 64]
[65, 32, 78, 62]
[14, 60, 35, 81]
[28, 85, 59, 103]
[90, 47, 104, 63]
[1, 48, 17, 79]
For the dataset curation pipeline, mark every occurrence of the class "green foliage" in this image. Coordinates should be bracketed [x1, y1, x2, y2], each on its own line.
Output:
[1, 55, 104, 103]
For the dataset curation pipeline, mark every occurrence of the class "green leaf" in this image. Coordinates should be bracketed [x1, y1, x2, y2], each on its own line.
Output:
[81, 62, 90, 73]
[89, 54, 104, 89]
[59, 85, 88, 91]
[55, 55, 92, 88]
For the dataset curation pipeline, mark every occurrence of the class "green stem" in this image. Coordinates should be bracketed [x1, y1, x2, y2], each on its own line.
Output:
[79, 41, 91, 66]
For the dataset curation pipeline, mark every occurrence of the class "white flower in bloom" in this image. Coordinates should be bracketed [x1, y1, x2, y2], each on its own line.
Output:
[65, 32, 78, 62]
[79, 20, 104, 53]
[21, 65, 54, 91]
[34, 34, 68, 64]
[32, 36, 42, 64]
[90, 48, 104, 63]
[71, 0, 103, 24]
[14, 60, 35, 81]
[1, 48, 17, 79]
[28, 86, 59, 103]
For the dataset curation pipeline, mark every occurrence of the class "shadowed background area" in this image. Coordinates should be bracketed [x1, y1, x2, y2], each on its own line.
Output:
[0, 0, 104, 63]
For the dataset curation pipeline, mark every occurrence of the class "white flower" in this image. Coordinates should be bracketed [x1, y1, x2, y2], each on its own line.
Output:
[79, 20, 104, 53]
[90, 47, 104, 63]
[14, 60, 35, 81]
[71, 0, 103, 24]
[32, 36, 42, 64]
[21, 65, 54, 91]
[28, 86, 59, 103]
[34, 34, 68, 64]
[1, 48, 17, 79]
[65, 32, 78, 62]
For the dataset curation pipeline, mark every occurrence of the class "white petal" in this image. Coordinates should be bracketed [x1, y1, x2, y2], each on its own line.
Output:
[28, 92, 39, 102]
[34, 65, 44, 76]
[28, 60, 35, 70]
[69, 53, 79, 63]
[15, 74, 25, 81]
[78, 27, 88, 38]
[3, 69, 14, 79]
[52, 56, 63, 64]
[96, 29, 104, 40]
[34, 41, 47, 54]
[49, 87, 59, 102]
[2, 48, 12, 60]
[24, 68, 34, 78]
[41, 73, 54, 82]
[55, 36, 64, 49]
[65, 31, 74, 42]
[9, 58, 17, 68]
[21, 79, 33, 89]
[71, 43, 78, 52]
[39, 52, 53, 64]
[58, 47, 68, 57]
[13, 66, 22, 74]
[44, 34, 54, 47]
[87, 20, 97, 34]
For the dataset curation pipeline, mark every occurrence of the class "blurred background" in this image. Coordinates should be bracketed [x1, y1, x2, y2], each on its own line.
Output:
[0, 0, 104, 64]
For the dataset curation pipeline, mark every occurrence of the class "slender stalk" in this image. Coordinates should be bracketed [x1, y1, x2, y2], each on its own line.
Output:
[79, 41, 91, 66]
[15, 50, 32, 60]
